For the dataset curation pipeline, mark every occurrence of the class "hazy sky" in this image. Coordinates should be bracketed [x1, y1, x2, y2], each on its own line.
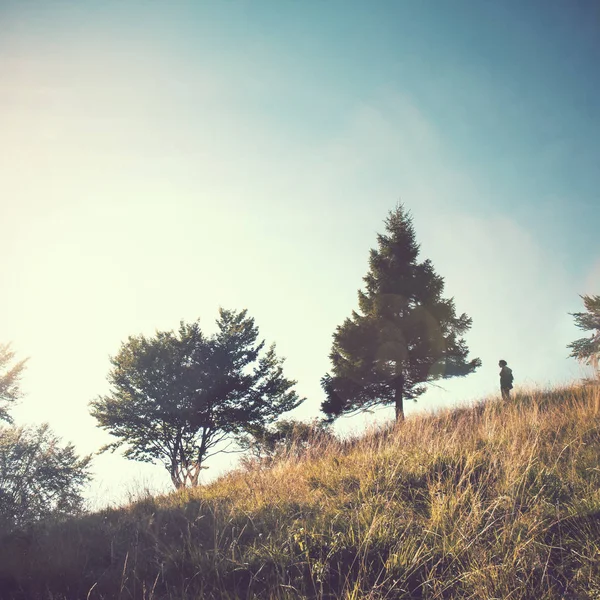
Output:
[1, 0, 599, 506]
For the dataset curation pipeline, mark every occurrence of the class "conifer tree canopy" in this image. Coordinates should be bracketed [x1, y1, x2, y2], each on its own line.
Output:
[0, 343, 27, 424]
[567, 294, 600, 375]
[321, 205, 481, 422]
[90, 309, 303, 489]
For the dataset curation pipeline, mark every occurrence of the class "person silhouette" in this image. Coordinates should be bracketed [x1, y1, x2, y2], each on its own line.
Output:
[499, 360, 514, 400]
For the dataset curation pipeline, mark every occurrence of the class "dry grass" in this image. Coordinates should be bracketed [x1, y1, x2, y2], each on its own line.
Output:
[1, 385, 600, 599]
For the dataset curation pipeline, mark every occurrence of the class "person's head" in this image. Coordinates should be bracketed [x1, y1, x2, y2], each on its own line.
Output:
[499, 359, 507, 367]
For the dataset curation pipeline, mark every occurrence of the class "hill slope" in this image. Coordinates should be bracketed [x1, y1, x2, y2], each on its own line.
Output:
[1, 386, 600, 599]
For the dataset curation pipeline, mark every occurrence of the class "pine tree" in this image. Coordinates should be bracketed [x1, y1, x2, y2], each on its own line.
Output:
[567, 294, 600, 376]
[0, 343, 27, 424]
[321, 205, 481, 422]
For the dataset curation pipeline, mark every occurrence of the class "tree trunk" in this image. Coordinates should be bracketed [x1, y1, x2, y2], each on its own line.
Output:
[191, 432, 208, 487]
[394, 373, 405, 422]
[170, 464, 184, 490]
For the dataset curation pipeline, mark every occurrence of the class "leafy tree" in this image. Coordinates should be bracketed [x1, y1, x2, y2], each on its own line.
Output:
[0, 424, 92, 533]
[238, 418, 334, 464]
[567, 294, 600, 376]
[321, 204, 481, 422]
[0, 343, 27, 424]
[90, 309, 303, 489]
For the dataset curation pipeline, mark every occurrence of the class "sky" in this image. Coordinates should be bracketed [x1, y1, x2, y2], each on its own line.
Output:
[1, 0, 599, 507]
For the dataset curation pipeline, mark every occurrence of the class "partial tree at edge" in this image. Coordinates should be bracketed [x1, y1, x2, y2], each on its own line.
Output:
[568, 294, 600, 379]
[0, 343, 27, 424]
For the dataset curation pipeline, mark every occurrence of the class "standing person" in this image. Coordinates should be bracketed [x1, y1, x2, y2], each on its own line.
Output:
[499, 360, 514, 400]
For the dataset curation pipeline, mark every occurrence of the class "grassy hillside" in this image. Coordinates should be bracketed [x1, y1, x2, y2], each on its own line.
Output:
[1, 385, 600, 600]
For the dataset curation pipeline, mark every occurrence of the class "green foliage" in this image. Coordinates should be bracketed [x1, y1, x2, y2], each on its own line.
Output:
[0, 424, 91, 533]
[90, 308, 303, 489]
[568, 294, 600, 374]
[0, 345, 90, 534]
[0, 344, 27, 424]
[322, 205, 481, 421]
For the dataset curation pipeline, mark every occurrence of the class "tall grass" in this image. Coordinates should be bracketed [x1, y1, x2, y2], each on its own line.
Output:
[1, 385, 599, 599]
